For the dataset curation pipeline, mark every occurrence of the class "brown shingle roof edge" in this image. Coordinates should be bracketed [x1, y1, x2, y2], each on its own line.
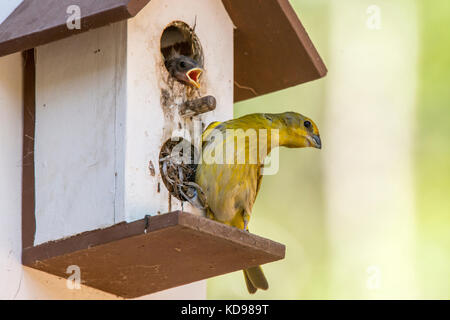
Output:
[0, 0, 326, 102]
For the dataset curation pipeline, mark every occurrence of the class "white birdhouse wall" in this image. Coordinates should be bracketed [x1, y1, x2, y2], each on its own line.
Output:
[33, 0, 234, 245]
[123, 0, 234, 223]
[34, 23, 127, 245]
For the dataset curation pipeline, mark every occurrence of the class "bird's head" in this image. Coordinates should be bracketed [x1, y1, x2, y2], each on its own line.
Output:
[165, 54, 203, 89]
[278, 112, 322, 149]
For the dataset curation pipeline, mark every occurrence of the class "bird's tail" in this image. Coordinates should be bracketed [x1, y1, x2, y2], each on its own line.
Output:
[243, 265, 268, 294]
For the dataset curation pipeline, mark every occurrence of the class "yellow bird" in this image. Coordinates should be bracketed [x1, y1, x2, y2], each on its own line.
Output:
[194, 112, 322, 294]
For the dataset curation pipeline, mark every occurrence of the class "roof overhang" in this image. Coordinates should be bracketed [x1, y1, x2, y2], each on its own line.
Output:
[0, 0, 326, 102]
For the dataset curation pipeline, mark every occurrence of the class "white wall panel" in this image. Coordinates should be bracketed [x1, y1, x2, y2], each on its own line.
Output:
[34, 22, 127, 244]
[124, 0, 234, 222]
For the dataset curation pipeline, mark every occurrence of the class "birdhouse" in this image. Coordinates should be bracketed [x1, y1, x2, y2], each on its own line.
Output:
[0, 0, 326, 298]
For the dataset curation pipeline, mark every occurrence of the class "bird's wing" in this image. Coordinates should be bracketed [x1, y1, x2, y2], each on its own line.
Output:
[201, 121, 222, 150]
[202, 121, 221, 138]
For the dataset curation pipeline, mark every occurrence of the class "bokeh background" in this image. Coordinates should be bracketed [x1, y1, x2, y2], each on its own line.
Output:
[208, 0, 450, 299]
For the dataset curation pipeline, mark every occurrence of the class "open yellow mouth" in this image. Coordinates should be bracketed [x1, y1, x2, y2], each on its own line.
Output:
[186, 68, 203, 89]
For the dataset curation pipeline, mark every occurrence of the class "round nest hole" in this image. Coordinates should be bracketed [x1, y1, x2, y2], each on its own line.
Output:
[160, 21, 204, 71]
[159, 137, 199, 201]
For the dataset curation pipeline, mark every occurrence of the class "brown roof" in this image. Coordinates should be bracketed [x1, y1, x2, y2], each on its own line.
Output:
[0, 0, 326, 102]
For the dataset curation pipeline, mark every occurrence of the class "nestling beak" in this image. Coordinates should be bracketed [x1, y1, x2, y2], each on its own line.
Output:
[308, 134, 322, 149]
[186, 68, 203, 89]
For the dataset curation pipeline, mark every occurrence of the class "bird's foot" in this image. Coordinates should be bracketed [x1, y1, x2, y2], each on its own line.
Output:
[243, 211, 251, 232]
[243, 220, 249, 232]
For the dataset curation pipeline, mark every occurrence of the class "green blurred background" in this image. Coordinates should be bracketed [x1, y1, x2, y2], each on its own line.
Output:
[208, 0, 450, 299]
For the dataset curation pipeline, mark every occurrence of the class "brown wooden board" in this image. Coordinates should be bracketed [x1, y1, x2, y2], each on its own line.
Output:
[0, 0, 326, 102]
[0, 0, 149, 58]
[223, 0, 327, 101]
[22, 49, 36, 249]
[22, 211, 285, 298]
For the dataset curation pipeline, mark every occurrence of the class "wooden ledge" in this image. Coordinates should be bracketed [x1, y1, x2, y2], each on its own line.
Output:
[22, 211, 285, 298]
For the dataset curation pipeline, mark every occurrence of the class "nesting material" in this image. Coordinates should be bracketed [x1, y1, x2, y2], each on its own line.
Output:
[159, 138, 206, 209]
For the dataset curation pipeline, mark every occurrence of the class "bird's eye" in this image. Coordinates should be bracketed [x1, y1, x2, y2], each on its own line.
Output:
[304, 120, 311, 129]
[179, 61, 186, 68]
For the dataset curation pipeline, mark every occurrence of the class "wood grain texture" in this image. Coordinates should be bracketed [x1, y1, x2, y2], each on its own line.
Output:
[179, 95, 216, 117]
[23, 211, 285, 298]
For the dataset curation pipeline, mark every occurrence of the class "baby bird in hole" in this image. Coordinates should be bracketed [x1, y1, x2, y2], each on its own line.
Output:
[165, 51, 203, 89]
[191, 112, 322, 294]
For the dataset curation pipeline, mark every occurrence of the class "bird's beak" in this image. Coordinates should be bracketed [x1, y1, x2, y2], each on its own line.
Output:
[186, 68, 203, 89]
[308, 134, 322, 149]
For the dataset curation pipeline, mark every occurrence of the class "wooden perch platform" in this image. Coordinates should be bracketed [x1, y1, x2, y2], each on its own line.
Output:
[22, 211, 285, 298]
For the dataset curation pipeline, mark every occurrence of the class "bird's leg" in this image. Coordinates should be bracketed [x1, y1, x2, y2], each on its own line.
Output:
[206, 209, 215, 220]
[243, 219, 249, 232]
[243, 211, 251, 232]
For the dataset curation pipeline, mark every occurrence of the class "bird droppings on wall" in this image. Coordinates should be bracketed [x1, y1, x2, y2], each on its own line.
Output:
[148, 160, 156, 176]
